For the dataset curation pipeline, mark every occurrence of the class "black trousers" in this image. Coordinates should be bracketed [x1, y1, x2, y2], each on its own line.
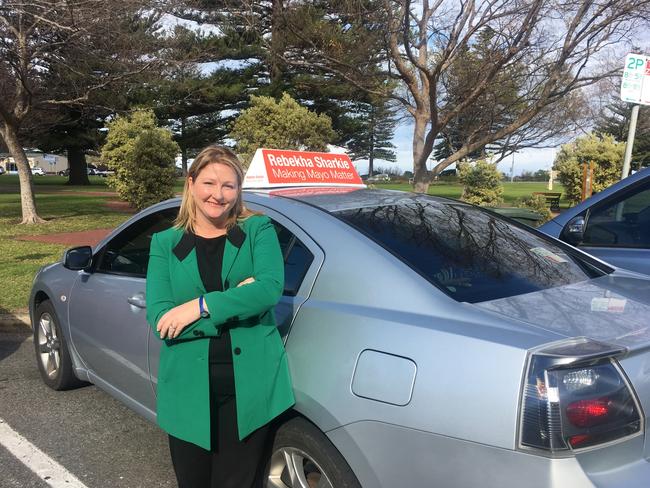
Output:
[168, 335, 269, 488]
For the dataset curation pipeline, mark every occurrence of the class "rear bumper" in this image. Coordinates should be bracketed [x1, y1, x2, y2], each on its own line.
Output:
[327, 420, 648, 488]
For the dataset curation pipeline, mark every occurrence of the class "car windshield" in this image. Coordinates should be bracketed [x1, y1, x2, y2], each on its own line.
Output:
[333, 196, 608, 303]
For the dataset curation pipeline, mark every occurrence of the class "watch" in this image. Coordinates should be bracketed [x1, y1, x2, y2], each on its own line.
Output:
[199, 295, 210, 318]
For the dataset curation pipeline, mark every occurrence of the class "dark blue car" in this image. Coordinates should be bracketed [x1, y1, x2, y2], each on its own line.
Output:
[539, 168, 650, 275]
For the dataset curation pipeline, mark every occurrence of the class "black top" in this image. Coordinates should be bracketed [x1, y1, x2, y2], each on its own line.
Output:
[194, 234, 230, 364]
[195, 234, 226, 293]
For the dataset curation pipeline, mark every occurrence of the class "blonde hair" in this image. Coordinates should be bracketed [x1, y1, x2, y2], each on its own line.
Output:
[175, 145, 257, 233]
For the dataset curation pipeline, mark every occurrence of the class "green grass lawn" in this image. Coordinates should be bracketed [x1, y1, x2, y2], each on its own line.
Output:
[0, 174, 186, 192]
[0, 174, 114, 190]
[0, 191, 132, 313]
[0, 179, 568, 314]
[376, 181, 569, 207]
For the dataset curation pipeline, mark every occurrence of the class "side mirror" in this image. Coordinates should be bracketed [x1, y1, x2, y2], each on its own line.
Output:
[563, 216, 585, 246]
[63, 246, 93, 271]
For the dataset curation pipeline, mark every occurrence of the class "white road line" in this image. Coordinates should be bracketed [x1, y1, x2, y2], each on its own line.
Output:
[0, 417, 88, 488]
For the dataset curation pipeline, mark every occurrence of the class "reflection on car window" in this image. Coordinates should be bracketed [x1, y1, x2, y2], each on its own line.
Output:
[273, 221, 314, 296]
[335, 198, 606, 303]
[97, 209, 177, 277]
[583, 182, 650, 248]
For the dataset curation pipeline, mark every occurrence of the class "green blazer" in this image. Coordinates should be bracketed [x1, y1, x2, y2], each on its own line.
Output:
[146, 214, 294, 449]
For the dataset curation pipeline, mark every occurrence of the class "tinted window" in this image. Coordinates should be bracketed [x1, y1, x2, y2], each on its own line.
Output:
[583, 182, 650, 248]
[96, 208, 177, 277]
[335, 198, 606, 303]
[273, 222, 314, 296]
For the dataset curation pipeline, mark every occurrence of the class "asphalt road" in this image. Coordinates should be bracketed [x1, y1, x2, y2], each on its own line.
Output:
[0, 327, 176, 487]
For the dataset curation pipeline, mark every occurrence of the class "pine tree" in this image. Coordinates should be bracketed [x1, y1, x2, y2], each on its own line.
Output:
[594, 99, 650, 170]
[345, 97, 398, 176]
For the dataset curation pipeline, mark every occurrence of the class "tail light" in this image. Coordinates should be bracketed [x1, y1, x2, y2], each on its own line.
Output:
[519, 339, 643, 454]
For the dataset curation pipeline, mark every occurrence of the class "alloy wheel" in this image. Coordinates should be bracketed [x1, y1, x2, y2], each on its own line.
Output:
[267, 447, 335, 488]
[37, 312, 60, 379]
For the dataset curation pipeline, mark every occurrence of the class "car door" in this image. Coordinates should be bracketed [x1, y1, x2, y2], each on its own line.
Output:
[147, 207, 324, 392]
[68, 208, 177, 411]
[567, 179, 650, 274]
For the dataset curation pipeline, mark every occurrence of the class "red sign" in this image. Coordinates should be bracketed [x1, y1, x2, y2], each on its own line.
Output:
[261, 149, 362, 185]
[243, 148, 365, 189]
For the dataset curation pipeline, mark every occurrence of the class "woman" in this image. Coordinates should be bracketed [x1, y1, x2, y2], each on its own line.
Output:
[146, 145, 294, 487]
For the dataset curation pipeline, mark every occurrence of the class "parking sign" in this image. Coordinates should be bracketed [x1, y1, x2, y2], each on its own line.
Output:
[621, 53, 650, 105]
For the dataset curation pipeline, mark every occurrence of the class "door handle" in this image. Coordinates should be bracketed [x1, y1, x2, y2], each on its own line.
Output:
[127, 292, 146, 309]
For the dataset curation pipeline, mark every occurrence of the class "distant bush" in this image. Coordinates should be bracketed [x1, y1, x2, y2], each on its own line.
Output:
[554, 134, 624, 204]
[102, 110, 179, 210]
[516, 194, 552, 224]
[230, 93, 335, 167]
[458, 160, 503, 206]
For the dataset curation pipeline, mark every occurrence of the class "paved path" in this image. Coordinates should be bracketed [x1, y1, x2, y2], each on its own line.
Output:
[16, 228, 114, 247]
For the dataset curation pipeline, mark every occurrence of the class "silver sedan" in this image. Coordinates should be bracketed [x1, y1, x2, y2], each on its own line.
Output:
[30, 188, 650, 487]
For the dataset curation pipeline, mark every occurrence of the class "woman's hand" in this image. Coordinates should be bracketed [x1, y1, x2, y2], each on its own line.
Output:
[157, 279, 254, 339]
[157, 299, 200, 339]
[237, 277, 255, 287]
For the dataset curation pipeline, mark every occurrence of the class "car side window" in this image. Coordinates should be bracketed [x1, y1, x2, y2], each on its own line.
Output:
[273, 221, 314, 296]
[96, 208, 177, 277]
[583, 182, 650, 248]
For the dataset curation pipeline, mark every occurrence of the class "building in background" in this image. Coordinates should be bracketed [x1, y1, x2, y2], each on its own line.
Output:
[0, 149, 68, 174]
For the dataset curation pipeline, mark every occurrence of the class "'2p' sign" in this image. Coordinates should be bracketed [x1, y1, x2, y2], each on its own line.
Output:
[626, 56, 645, 70]
[621, 53, 650, 106]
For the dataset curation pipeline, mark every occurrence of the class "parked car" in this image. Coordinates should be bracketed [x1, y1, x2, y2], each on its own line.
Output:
[31, 166, 46, 176]
[539, 167, 650, 275]
[486, 206, 544, 227]
[30, 188, 650, 487]
[95, 169, 114, 177]
[367, 173, 391, 182]
[58, 168, 70, 176]
[0, 166, 5, 175]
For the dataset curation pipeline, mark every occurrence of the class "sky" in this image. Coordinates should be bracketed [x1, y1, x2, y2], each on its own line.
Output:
[352, 122, 559, 177]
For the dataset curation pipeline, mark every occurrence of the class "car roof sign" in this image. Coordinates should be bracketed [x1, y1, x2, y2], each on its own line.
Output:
[243, 148, 365, 189]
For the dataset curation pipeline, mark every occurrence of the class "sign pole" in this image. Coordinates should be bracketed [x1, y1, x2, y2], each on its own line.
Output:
[621, 104, 640, 180]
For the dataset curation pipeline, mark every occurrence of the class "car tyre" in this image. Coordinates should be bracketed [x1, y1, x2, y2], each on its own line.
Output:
[33, 300, 85, 390]
[265, 417, 361, 488]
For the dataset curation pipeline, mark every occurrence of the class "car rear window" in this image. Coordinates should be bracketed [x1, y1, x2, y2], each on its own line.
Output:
[334, 198, 607, 303]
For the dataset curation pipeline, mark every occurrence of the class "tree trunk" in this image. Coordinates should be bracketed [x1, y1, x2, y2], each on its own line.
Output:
[67, 146, 90, 185]
[181, 146, 188, 176]
[412, 114, 430, 193]
[368, 115, 375, 177]
[269, 0, 285, 97]
[181, 118, 188, 176]
[1, 124, 45, 224]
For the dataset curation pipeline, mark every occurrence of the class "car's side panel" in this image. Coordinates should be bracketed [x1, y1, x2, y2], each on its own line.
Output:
[286, 302, 531, 449]
[68, 272, 155, 411]
[327, 420, 624, 488]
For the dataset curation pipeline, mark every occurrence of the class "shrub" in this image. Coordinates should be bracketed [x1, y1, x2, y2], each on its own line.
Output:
[229, 93, 335, 166]
[458, 160, 503, 206]
[102, 110, 179, 210]
[553, 133, 625, 205]
[516, 194, 552, 224]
